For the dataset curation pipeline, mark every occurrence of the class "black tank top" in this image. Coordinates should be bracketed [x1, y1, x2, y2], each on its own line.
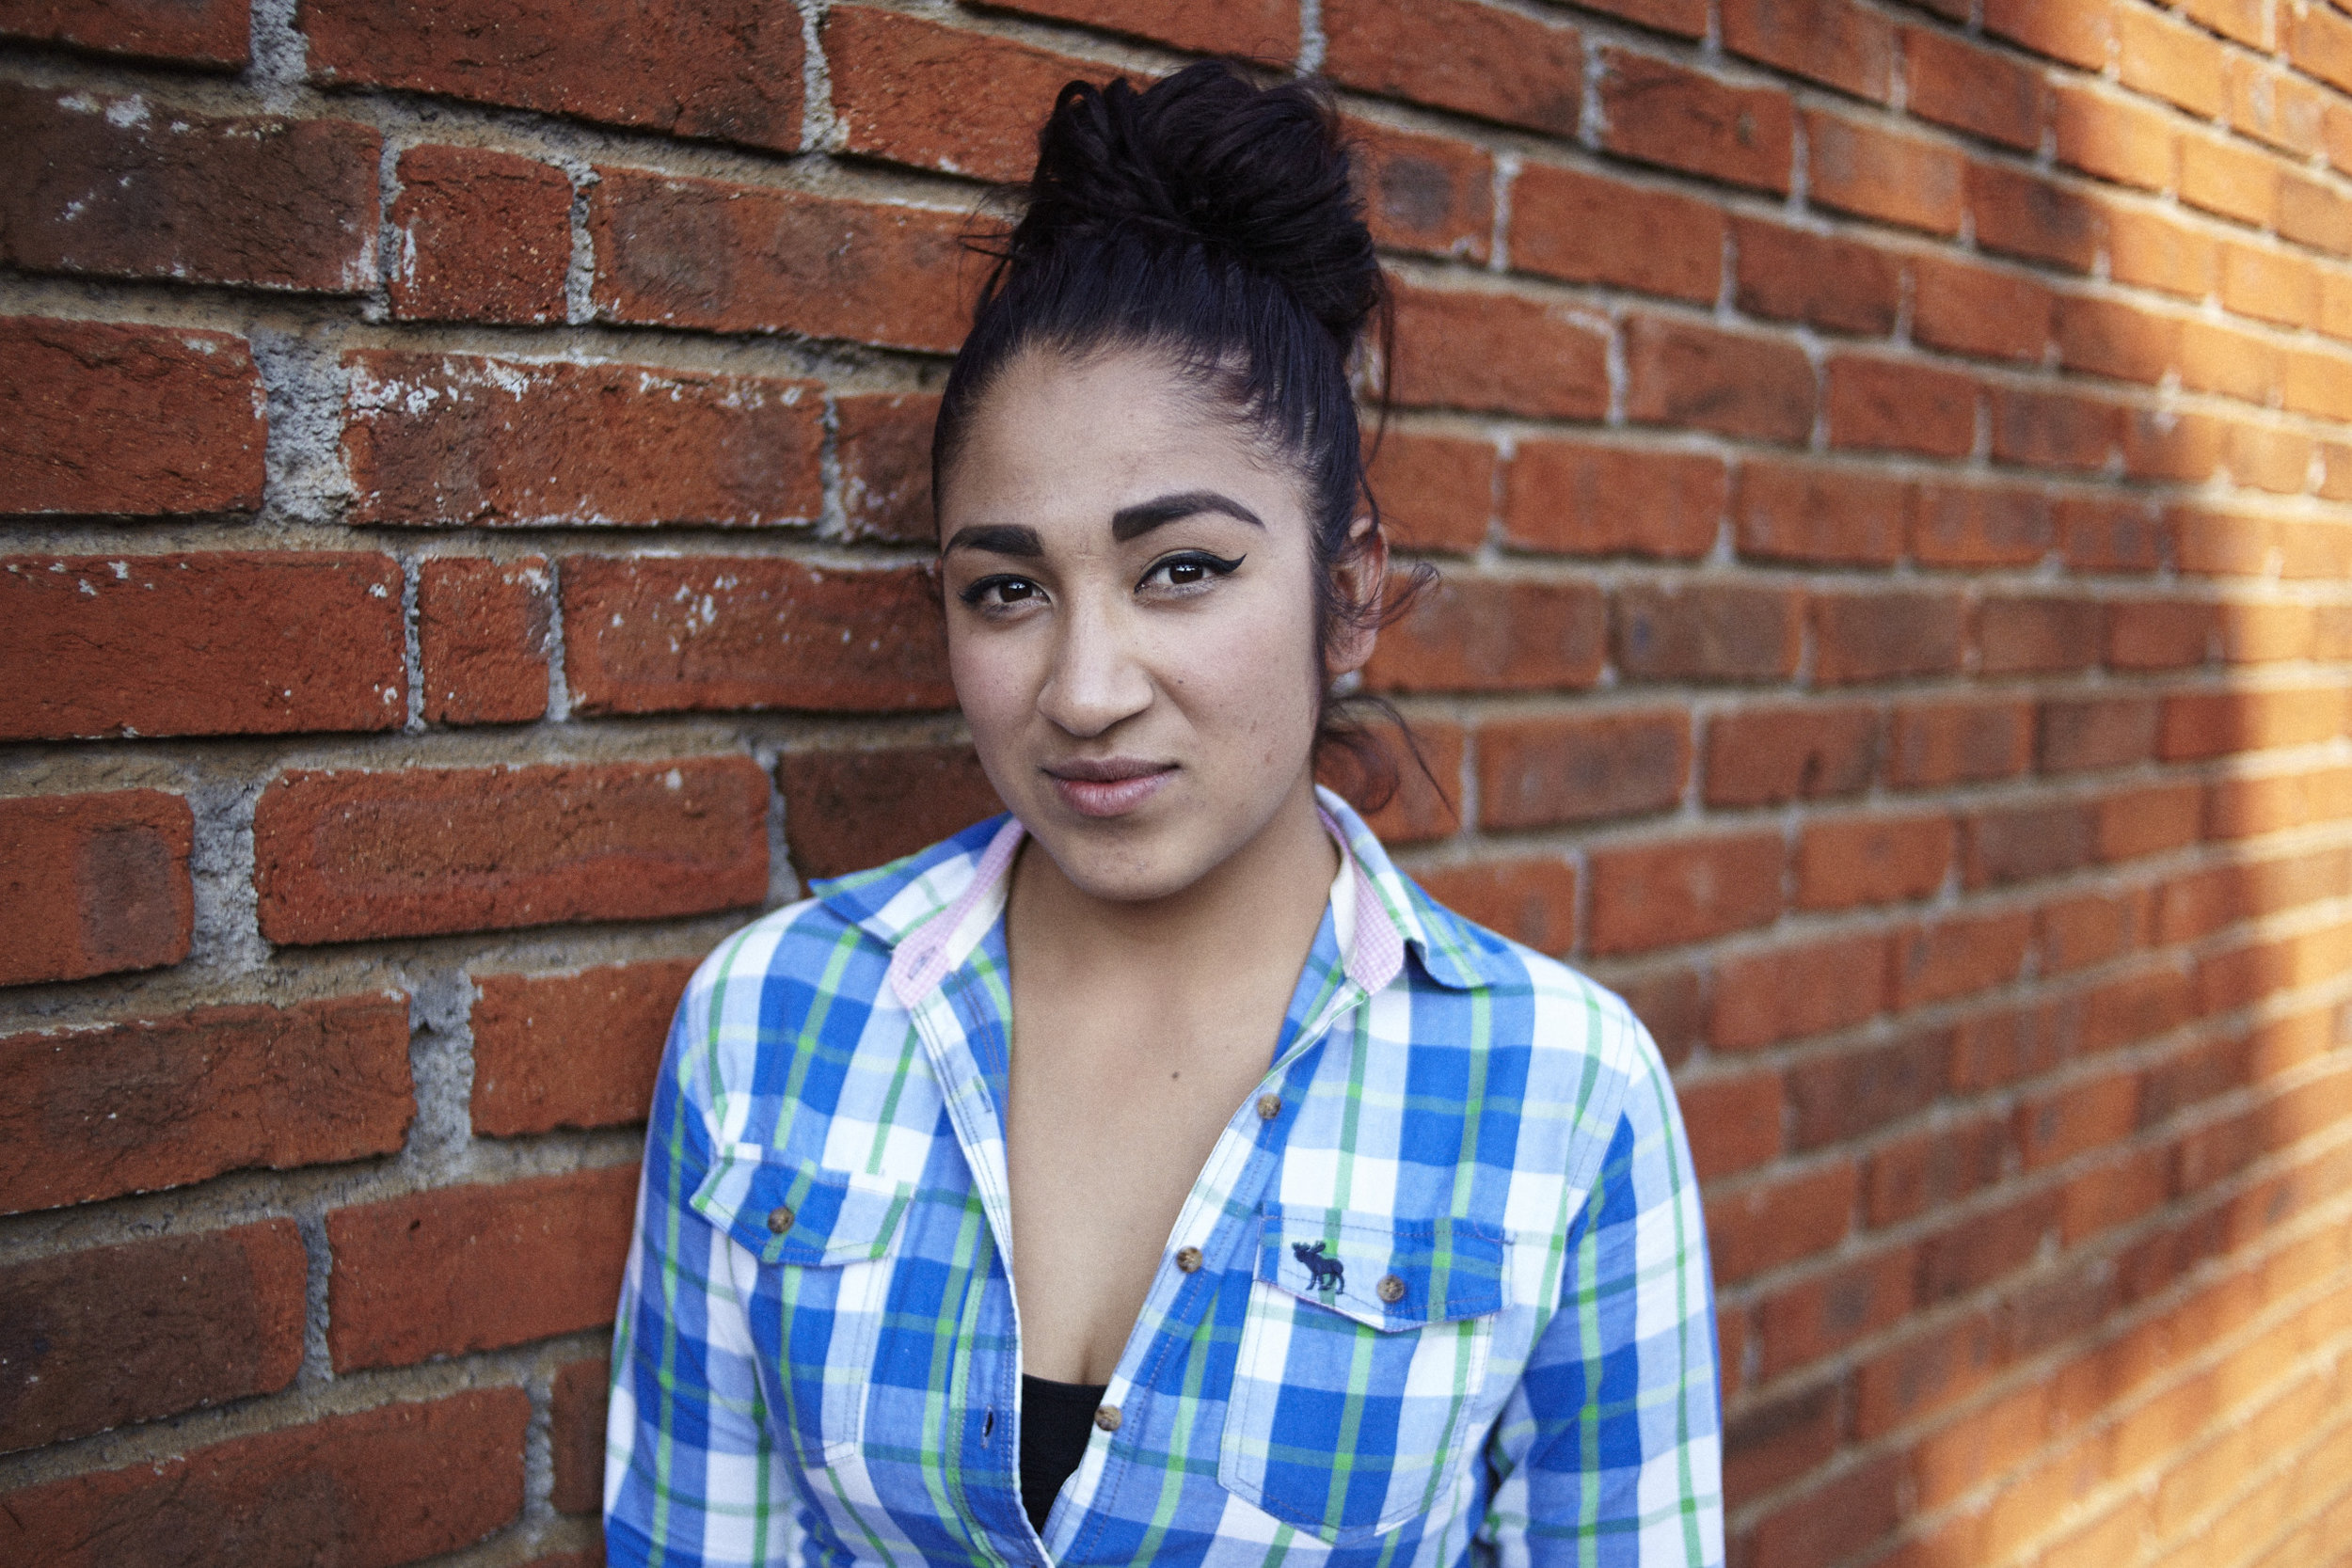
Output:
[1020, 1374, 1108, 1534]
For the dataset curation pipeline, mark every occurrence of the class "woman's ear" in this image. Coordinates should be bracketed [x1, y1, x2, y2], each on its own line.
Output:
[1325, 515, 1388, 679]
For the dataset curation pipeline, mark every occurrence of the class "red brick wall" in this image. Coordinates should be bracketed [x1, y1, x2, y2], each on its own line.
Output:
[3, 3, 2350, 1564]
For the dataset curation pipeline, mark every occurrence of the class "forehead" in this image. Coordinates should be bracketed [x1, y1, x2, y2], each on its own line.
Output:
[940, 347, 1303, 530]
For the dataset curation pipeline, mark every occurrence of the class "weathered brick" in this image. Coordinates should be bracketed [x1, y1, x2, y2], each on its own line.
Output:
[1502, 439, 1721, 559]
[1825, 353, 1978, 458]
[2108, 597, 2218, 670]
[2159, 685, 2351, 760]
[1895, 909, 2034, 1007]
[1805, 108, 1964, 233]
[0, 0, 247, 65]
[470, 958, 700, 1135]
[344, 351, 823, 529]
[778, 742, 1006, 879]
[2227, 57, 2331, 158]
[1710, 930, 1890, 1050]
[1978, 594, 2105, 675]
[306, 0, 801, 150]
[837, 391, 941, 544]
[326, 1167, 637, 1370]
[1624, 314, 1815, 444]
[1597, 47, 1796, 194]
[1992, 387, 2120, 473]
[588, 166, 969, 353]
[1964, 799, 2098, 887]
[1350, 119, 1494, 263]
[1389, 281, 1610, 419]
[1787, 1029, 1949, 1148]
[2041, 695, 2160, 774]
[1677, 1068, 1785, 1180]
[1724, 0, 1895, 100]
[0, 317, 265, 521]
[1810, 589, 1967, 684]
[1866, 1115, 2008, 1227]
[1797, 813, 1954, 910]
[1370, 430, 1495, 554]
[1410, 856, 1578, 957]
[2052, 79, 2177, 190]
[0, 1223, 305, 1453]
[1477, 710, 1690, 829]
[1731, 217, 1900, 336]
[1968, 161, 2105, 273]
[2178, 319, 2281, 404]
[1509, 162, 1722, 304]
[2095, 780, 2203, 863]
[1365, 577, 1606, 692]
[1911, 252, 2053, 363]
[0, 82, 377, 293]
[1587, 832, 1784, 955]
[550, 1356, 610, 1515]
[825, 8, 1109, 182]
[2038, 886, 2147, 974]
[1736, 459, 1908, 565]
[1613, 580, 1802, 683]
[1888, 698, 2034, 787]
[253, 757, 771, 944]
[0, 995, 413, 1213]
[1323, 0, 1581, 135]
[388, 145, 571, 325]
[1703, 704, 1879, 807]
[560, 555, 951, 715]
[1905, 24, 2043, 150]
[975, 0, 1299, 56]
[2057, 293, 2180, 388]
[2215, 600, 2318, 663]
[0, 553, 405, 740]
[0, 1390, 528, 1566]
[1983, 0, 2110, 70]
[1707, 1160, 1857, 1283]
[419, 556, 550, 726]
[2223, 420, 2315, 495]
[0, 789, 191, 988]
[1913, 483, 2056, 568]
[2059, 492, 2168, 572]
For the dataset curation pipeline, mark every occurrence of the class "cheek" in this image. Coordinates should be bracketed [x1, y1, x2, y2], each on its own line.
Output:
[946, 625, 1037, 748]
[1162, 582, 1324, 738]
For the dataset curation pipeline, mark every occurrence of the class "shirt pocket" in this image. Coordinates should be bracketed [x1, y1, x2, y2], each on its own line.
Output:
[692, 1145, 914, 1466]
[1217, 1205, 1509, 1544]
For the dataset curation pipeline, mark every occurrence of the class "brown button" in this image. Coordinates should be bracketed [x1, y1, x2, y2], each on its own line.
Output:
[1175, 1246, 1203, 1274]
[766, 1206, 795, 1234]
[1376, 1274, 1407, 1305]
[1093, 1404, 1122, 1433]
[1256, 1094, 1283, 1121]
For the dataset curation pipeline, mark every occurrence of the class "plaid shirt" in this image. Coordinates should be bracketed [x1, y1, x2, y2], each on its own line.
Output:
[606, 790, 1723, 1568]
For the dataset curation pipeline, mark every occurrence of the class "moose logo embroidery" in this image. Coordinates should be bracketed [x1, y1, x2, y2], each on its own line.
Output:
[1292, 1240, 1343, 1293]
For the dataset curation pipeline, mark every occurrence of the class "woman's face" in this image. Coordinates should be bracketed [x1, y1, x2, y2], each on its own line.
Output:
[937, 345, 1373, 905]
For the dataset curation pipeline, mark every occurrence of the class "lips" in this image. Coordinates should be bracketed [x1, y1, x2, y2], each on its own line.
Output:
[1043, 757, 1176, 818]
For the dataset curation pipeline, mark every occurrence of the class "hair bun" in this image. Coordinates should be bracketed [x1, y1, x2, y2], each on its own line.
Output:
[1011, 62, 1381, 349]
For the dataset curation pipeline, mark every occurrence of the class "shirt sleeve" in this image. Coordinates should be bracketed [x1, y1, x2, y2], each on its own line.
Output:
[604, 987, 804, 1568]
[1481, 1023, 1726, 1568]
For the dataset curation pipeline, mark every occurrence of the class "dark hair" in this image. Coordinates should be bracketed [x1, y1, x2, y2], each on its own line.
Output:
[932, 59, 1434, 807]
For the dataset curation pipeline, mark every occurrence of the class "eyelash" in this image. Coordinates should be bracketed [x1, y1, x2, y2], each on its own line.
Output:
[956, 551, 1246, 613]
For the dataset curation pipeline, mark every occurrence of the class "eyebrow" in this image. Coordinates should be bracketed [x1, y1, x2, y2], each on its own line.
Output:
[941, 523, 1043, 557]
[1111, 490, 1266, 542]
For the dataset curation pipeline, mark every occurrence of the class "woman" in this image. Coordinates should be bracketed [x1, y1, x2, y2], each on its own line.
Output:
[605, 62, 1723, 1568]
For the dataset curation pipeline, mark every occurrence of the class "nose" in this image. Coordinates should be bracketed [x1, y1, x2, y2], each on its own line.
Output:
[1035, 597, 1152, 738]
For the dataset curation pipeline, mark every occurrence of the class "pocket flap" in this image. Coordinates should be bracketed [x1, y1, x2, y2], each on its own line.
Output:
[1253, 1206, 1505, 1331]
[692, 1146, 913, 1267]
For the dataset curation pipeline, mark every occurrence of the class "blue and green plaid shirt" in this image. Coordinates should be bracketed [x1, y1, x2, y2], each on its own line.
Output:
[606, 790, 1723, 1567]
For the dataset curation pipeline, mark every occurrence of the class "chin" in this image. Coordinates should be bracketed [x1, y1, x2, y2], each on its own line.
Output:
[1020, 810, 1223, 905]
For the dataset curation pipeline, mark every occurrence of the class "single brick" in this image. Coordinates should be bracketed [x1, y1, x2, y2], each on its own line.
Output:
[588, 166, 967, 353]
[2058, 294, 2181, 388]
[471, 958, 700, 1136]
[1964, 800, 2098, 887]
[1724, 0, 1896, 100]
[1409, 857, 1578, 957]
[1910, 253, 2053, 363]
[0, 1222, 305, 1453]
[2216, 600, 2317, 664]
[1731, 217, 1900, 336]
[2228, 60, 2331, 159]
[2059, 494, 2167, 572]
[1509, 162, 1722, 305]
[1477, 709, 1691, 829]
[2221, 241, 2318, 330]
[1904, 24, 2044, 150]
[253, 757, 771, 944]
[2117, 3, 2227, 117]
[1888, 698, 2033, 787]
[560, 555, 951, 715]
[1736, 460, 1908, 565]
[1613, 963, 1708, 1068]
[974, 0, 1299, 57]
[825, 8, 1110, 182]
[0, 82, 377, 293]
[419, 557, 550, 725]
[1894, 909, 2034, 1007]
[0, 0, 247, 65]
[1349, 118, 1494, 263]
[2040, 695, 2159, 774]
[1967, 162, 2105, 274]
[1624, 314, 1815, 445]
[0, 1390, 527, 1566]
[2107, 598, 2218, 670]
[1983, 0, 2109, 70]
[837, 391, 941, 544]
[1597, 47, 1795, 194]
[2052, 80, 2178, 191]
[1703, 704, 1880, 807]
[1368, 431, 1495, 554]
[1797, 813, 1955, 910]
[2278, 171, 2352, 256]
[1389, 281, 1610, 419]
[1323, 0, 1581, 136]
[326, 1167, 638, 1370]
[388, 145, 571, 324]
[1810, 589, 1967, 684]
[1677, 1069, 1785, 1180]
[2158, 686, 2352, 761]
[1913, 483, 2056, 569]
[1613, 581, 1802, 683]
[2037, 887, 2146, 974]
[344, 351, 822, 529]
[778, 742, 1007, 879]
[305, 0, 800, 149]
[550, 1357, 611, 1515]
[1825, 353, 1978, 458]
[0, 995, 413, 1214]
[0, 553, 405, 740]
[1706, 1160, 1857, 1283]
[1993, 387, 2120, 473]
[1977, 594, 2105, 675]
[1364, 577, 1606, 693]
[1502, 439, 1723, 560]
[2106, 206, 2217, 301]
[2225, 420, 2316, 495]
[1710, 929, 1890, 1051]
[1587, 832, 1785, 955]
[0, 317, 265, 520]
[2095, 781, 2202, 863]
[0, 790, 191, 988]
[1805, 108, 1964, 234]
[1785, 1029, 1949, 1148]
